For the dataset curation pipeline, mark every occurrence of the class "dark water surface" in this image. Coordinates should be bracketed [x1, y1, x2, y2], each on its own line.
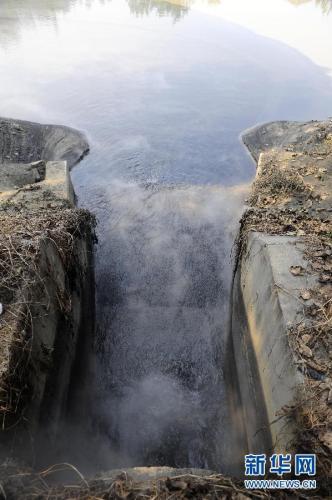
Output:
[1, 0, 332, 474]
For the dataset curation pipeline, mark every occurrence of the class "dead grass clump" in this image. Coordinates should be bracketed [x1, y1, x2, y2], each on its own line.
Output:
[0, 206, 95, 429]
[250, 165, 307, 205]
[0, 467, 302, 499]
[292, 382, 332, 495]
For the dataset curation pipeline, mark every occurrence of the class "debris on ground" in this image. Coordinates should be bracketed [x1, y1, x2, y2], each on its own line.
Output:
[0, 466, 308, 499]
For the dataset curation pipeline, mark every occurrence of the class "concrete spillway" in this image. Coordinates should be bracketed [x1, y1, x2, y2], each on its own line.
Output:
[1, 117, 330, 498]
[92, 182, 248, 474]
[0, 118, 248, 475]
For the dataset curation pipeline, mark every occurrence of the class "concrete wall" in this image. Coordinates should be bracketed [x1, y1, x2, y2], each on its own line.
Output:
[231, 232, 318, 453]
[0, 117, 89, 168]
[0, 160, 95, 464]
[30, 228, 94, 456]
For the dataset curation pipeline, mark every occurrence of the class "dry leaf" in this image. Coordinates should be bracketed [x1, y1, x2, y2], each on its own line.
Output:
[319, 273, 332, 283]
[311, 261, 323, 271]
[299, 344, 313, 358]
[302, 334, 311, 344]
[313, 250, 331, 258]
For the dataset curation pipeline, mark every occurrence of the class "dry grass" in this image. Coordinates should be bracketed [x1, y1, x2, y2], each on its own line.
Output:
[0, 205, 95, 430]
[0, 466, 306, 499]
[250, 164, 307, 205]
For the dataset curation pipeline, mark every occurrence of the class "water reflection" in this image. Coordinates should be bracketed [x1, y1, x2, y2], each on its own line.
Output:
[127, 0, 190, 21]
[288, 0, 332, 14]
[0, 0, 189, 46]
[1, 0, 332, 50]
[0, 0, 73, 46]
[145, 0, 332, 16]
[127, 0, 221, 21]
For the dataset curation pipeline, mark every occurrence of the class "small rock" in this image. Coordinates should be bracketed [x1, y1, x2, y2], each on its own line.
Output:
[290, 265, 305, 276]
[300, 290, 311, 301]
[0, 303, 3, 315]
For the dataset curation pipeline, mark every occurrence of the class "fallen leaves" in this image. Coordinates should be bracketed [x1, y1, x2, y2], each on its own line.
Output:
[319, 272, 332, 284]
[299, 343, 313, 358]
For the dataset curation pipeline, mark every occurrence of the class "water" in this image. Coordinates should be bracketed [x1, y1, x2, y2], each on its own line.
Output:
[0, 0, 332, 474]
[92, 182, 247, 472]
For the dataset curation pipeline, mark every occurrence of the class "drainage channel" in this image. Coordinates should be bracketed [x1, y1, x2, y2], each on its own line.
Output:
[67, 181, 248, 476]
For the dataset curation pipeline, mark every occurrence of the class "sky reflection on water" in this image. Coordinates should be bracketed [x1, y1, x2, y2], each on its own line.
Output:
[1, 0, 332, 187]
